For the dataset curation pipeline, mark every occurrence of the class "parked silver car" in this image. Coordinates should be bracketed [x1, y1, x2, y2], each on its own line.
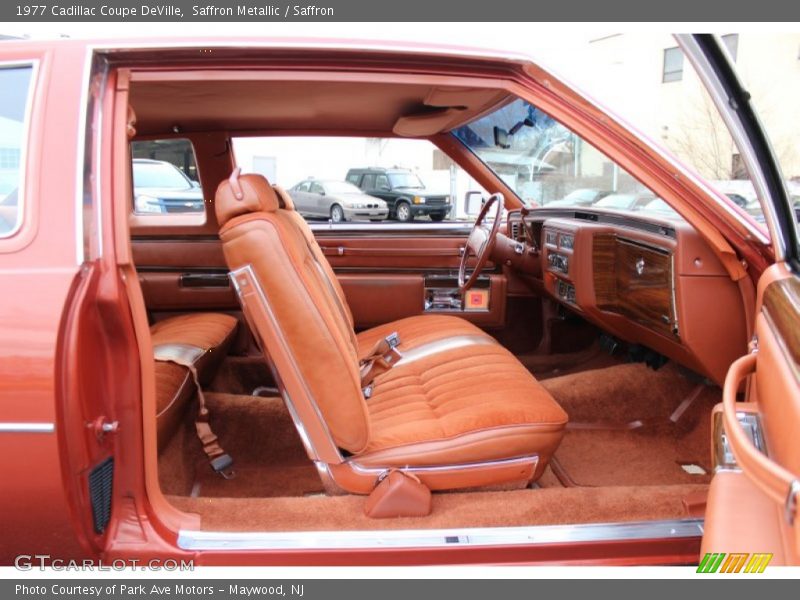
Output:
[288, 179, 388, 222]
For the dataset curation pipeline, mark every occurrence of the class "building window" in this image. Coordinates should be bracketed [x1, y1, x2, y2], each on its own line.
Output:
[732, 153, 748, 179]
[722, 34, 739, 62]
[662, 47, 684, 83]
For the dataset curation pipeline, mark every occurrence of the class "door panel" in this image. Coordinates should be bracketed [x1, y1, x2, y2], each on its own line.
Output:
[340, 273, 507, 330]
[702, 263, 800, 564]
[132, 230, 517, 334]
[317, 235, 491, 271]
[133, 237, 236, 310]
[138, 271, 236, 310]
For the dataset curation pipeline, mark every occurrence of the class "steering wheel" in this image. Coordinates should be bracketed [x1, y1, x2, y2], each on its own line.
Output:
[458, 193, 504, 293]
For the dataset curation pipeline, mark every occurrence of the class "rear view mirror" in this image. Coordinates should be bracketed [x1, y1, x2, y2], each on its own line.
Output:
[464, 191, 487, 216]
[493, 126, 510, 149]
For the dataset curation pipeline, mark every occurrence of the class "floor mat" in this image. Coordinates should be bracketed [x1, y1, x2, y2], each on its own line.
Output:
[518, 342, 622, 381]
[169, 482, 706, 532]
[188, 392, 325, 498]
[540, 362, 717, 487]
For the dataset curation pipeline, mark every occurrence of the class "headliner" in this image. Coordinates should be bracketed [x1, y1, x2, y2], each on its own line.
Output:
[129, 78, 511, 137]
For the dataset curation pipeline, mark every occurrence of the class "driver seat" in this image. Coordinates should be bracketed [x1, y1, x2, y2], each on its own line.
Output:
[216, 170, 567, 494]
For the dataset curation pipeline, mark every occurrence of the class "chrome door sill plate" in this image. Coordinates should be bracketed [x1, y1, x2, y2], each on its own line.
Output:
[178, 518, 703, 551]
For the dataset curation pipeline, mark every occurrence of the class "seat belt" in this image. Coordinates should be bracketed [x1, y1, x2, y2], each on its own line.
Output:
[360, 332, 402, 394]
[153, 344, 234, 478]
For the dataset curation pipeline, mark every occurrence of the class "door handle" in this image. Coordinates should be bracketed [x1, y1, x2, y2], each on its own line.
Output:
[179, 273, 231, 288]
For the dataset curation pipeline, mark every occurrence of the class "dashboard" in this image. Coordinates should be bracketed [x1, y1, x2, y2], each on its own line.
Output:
[502, 208, 748, 385]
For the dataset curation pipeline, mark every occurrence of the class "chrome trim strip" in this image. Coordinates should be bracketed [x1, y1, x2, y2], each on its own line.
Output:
[347, 454, 539, 477]
[0, 422, 55, 433]
[74, 49, 91, 264]
[177, 518, 704, 551]
[310, 222, 474, 234]
[394, 335, 496, 368]
[0, 59, 40, 242]
[89, 40, 534, 66]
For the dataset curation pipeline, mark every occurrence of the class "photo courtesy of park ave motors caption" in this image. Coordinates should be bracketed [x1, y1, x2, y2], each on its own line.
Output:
[0, 30, 799, 568]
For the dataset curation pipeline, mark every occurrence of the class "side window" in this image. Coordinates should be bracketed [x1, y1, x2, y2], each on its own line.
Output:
[309, 182, 324, 195]
[130, 138, 204, 216]
[0, 65, 34, 238]
[231, 136, 488, 227]
[374, 174, 390, 190]
[361, 173, 376, 190]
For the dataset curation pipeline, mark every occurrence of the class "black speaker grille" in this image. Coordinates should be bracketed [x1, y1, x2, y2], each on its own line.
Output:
[88, 457, 114, 534]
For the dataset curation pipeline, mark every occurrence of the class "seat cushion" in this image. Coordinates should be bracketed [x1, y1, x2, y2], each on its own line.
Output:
[356, 314, 492, 361]
[151, 312, 239, 351]
[151, 312, 238, 451]
[358, 337, 568, 468]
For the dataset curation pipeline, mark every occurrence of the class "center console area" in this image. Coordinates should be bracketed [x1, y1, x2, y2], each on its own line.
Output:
[542, 227, 576, 306]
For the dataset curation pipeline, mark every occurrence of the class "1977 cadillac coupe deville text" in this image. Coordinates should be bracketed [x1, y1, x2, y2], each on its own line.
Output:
[0, 34, 797, 566]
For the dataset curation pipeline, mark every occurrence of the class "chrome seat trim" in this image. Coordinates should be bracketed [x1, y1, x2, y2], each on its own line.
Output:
[394, 335, 496, 368]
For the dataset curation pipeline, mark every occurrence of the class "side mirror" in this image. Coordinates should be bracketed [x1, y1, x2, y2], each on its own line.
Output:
[380, 185, 391, 192]
[464, 191, 487, 217]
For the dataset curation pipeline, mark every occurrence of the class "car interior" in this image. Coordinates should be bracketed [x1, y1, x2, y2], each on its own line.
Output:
[120, 60, 764, 537]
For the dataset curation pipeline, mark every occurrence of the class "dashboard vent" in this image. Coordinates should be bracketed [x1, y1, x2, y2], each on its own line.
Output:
[510, 220, 522, 240]
[575, 211, 676, 239]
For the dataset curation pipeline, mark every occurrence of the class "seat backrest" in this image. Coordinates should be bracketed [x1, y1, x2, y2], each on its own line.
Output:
[272, 184, 355, 331]
[215, 170, 369, 454]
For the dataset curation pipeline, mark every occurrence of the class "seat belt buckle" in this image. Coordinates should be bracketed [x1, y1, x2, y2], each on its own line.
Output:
[210, 453, 235, 479]
[382, 332, 402, 365]
[384, 332, 400, 350]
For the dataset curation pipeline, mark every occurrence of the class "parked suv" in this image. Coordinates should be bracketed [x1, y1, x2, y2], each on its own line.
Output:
[345, 167, 452, 222]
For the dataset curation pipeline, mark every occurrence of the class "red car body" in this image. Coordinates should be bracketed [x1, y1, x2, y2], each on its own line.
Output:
[0, 37, 785, 566]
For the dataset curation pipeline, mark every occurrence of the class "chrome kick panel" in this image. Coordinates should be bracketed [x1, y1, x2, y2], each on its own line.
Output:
[423, 274, 490, 313]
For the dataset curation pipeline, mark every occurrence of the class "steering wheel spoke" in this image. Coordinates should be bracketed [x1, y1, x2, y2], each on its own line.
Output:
[458, 193, 505, 294]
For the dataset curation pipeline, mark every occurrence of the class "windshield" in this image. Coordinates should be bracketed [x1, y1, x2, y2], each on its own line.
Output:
[388, 172, 424, 189]
[452, 98, 663, 216]
[324, 181, 363, 194]
[133, 161, 193, 190]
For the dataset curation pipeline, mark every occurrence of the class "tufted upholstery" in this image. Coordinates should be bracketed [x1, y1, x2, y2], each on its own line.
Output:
[361, 342, 566, 466]
[151, 312, 239, 354]
[216, 170, 568, 491]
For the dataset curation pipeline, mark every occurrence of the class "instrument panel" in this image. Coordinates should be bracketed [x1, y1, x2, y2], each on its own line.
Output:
[504, 208, 748, 385]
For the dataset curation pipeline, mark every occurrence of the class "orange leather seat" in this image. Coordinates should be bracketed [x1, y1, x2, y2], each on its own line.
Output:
[361, 341, 566, 467]
[151, 312, 238, 450]
[217, 171, 567, 493]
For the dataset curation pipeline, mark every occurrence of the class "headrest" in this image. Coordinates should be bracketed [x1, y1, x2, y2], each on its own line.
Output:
[215, 168, 280, 226]
[272, 184, 295, 211]
[126, 106, 137, 139]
